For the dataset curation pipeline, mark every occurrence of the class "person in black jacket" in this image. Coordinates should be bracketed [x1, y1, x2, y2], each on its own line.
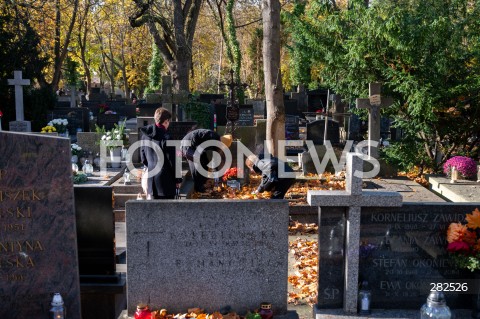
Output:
[245, 154, 295, 199]
[181, 129, 232, 192]
[140, 107, 181, 199]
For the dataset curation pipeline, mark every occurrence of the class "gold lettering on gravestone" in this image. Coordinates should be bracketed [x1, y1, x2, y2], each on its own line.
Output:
[0, 189, 42, 202]
[0, 170, 45, 281]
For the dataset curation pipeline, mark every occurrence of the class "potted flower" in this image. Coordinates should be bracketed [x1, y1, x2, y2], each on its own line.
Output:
[222, 167, 239, 182]
[443, 156, 477, 180]
[71, 143, 82, 164]
[446, 208, 480, 271]
[41, 125, 57, 133]
[48, 118, 69, 136]
[97, 120, 126, 168]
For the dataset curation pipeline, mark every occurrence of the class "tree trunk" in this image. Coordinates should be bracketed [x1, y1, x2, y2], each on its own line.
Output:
[52, 0, 79, 92]
[172, 49, 191, 92]
[262, 0, 284, 157]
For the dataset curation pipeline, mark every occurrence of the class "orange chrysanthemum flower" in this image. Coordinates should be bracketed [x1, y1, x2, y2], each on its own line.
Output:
[447, 223, 469, 243]
[466, 208, 480, 230]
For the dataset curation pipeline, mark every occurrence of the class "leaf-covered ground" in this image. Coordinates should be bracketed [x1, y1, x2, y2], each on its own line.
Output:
[191, 173, 346, 205]
[287, 236, 318, 307]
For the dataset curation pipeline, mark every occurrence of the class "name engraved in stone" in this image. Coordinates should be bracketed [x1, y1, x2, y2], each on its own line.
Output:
[0, 170, 5, 181]
[371, 258, 450, 269]
[433, 214, 467, 223]
[0, 207, 32, 219]
[380, 280, 429, 291]
[371, 213, 428, 223]
[0, 256, 35, 268]
[169, 230, 276, 242]
[0, 190, 41, 202]
[0, 240, 44, 253]
[173, 257, 282, 272]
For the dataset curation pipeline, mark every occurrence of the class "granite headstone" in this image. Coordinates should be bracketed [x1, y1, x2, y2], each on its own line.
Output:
[316, 203, 479, 310]
[237, 105, 254, 126]
[0, 131, 81, 318]
[306, 119, 340, 145]
[359, 204, 478, 309]
[96, 113, 120, 131]
[126, 200, 289, 315]
[74, 186, 115, 276]
[47, 108, 91, 133]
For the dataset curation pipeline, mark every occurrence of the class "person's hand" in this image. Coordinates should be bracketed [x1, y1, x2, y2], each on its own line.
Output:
[176, 183, 181, 189]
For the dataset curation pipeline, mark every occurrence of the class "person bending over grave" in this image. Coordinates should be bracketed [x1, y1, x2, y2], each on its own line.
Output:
[245, 154, 295, 199]
[181, 129, 232, 192]
[140, 107, 182, 199]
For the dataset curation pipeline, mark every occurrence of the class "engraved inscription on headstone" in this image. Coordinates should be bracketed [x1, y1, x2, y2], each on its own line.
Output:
[126, 200, 288, 315]
[237, 107, 254, 126]
[0, 131, 81, 318]
[358, 204, 476, 309]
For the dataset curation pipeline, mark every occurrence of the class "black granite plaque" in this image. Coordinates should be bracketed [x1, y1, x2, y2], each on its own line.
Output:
[317, 207, 346, 309]
[237, 106, 254, 126]
[359, 204, 478, 309]
[0, 132, 81, 318]
[74, 186, 115, 276]
[285, 115, 300, 140]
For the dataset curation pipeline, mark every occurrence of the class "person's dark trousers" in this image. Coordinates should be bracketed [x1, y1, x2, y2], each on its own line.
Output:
[271, 178, 295, 199]
[188, 151, 210, 192]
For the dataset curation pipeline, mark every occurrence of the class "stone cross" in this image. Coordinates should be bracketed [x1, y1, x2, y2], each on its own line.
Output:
[307, 153, 402, 314]
[356, 83, 394, 158]
[161, 75, 188, 120]
[8, 71, 30, 122]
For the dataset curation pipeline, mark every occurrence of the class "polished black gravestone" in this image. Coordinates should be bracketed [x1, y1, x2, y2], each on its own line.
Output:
[317, 203, 479, 310]
[48, 107, 90, 133]
[74, 186, 116, 275]
[74, 186, 126, 319]
[306, 119, 340, 145]
[0, 131, 81, 318]
[237, 105, 254, 126]
[359, 204, 477, 309]
[97, 113, 120, 131]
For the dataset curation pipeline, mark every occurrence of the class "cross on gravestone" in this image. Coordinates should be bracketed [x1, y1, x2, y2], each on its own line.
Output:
[8, 71, 30, 122]
[161, 76, 189, 120]
[356, 83, 394, 158]
[307, 153, 402, 314]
